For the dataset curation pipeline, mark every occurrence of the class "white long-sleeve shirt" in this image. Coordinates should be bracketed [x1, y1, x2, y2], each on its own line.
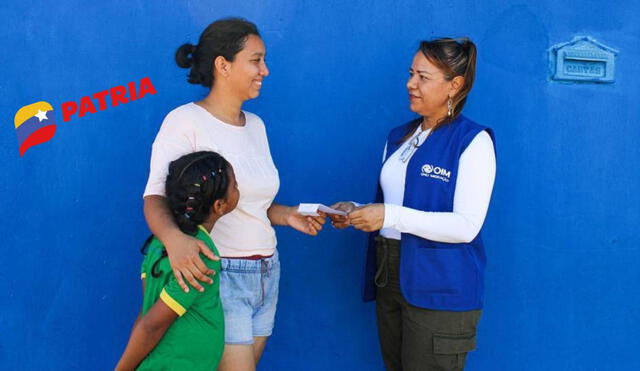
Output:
[378, 126, 496, 243]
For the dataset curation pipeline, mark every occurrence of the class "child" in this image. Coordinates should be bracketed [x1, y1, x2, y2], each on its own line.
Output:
[115, 151, 239, 371]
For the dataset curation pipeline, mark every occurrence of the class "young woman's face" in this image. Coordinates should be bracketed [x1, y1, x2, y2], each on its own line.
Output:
[406, 52, 453, 119]
[226, 34, 269, 100]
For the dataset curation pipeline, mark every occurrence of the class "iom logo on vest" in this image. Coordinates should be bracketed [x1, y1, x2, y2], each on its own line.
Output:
[421, 164, 451, 183]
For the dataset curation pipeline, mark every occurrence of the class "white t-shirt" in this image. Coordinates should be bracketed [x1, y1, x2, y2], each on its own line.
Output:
[144, 102, 280, 257]
[379, 126, 496, 243]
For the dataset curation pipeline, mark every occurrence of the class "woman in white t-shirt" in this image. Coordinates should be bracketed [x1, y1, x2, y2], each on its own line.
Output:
[143, 18, 325, 370]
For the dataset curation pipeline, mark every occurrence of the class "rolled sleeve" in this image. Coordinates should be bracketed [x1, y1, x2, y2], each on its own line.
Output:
[160, 278, 201, 316]
[159, 255, 218, 316]
[160, 288, 188, 316]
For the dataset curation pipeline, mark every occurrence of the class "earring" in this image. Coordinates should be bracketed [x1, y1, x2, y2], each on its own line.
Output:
[447, 96, 453, 117]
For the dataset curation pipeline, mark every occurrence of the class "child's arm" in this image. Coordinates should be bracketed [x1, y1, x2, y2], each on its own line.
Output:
[114, 300, 178, 371]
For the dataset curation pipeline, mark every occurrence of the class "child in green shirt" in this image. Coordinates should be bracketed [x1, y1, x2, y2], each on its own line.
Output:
[115, 151, 240, 371]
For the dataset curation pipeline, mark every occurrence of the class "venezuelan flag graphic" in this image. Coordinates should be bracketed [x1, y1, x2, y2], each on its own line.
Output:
[14, 101, 57, 156]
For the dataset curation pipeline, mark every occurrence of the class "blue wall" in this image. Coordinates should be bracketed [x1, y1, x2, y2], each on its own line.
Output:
[1, 0, 639, 369]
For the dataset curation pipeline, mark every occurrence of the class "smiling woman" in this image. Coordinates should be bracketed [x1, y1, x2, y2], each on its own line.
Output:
[135, 18, 326, 371]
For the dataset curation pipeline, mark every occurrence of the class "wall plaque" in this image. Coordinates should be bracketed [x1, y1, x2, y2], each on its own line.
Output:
[549, 36, 618, 83]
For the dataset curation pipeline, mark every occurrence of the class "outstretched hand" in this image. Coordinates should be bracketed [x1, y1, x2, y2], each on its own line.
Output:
[287, 206, 326, 236]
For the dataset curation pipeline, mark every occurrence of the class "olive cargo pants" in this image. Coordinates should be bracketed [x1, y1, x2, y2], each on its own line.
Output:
[375, 236, 481, 371]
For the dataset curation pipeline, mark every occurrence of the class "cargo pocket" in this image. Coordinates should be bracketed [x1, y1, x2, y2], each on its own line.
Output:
[433, 332, 476, 370]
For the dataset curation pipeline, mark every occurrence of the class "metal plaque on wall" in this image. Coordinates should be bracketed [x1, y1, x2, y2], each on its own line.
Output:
[549, 36, 618, 83]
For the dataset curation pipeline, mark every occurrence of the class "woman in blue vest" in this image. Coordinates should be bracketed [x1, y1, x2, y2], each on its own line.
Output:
[331, 38, 496, 370]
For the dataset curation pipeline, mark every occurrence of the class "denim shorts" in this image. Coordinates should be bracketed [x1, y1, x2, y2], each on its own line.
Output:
[219, 250, 280, 345]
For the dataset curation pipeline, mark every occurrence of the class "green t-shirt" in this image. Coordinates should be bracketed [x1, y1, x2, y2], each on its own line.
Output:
[136, 225, 224, 371]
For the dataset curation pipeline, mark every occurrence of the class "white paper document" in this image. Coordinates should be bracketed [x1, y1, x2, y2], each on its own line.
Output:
[298, 203, 347, 216]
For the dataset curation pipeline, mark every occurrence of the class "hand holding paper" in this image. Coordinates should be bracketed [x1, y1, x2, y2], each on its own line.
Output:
[329, 202, 354, 229]
[298, 203, 348, 217]
[348, 203, 384, 232]
[278, 204, 326, 236]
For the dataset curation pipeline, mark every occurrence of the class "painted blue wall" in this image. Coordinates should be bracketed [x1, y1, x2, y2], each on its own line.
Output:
[1, 0, 639, 369]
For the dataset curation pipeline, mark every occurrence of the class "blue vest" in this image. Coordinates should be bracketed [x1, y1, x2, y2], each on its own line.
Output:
[363, 115, 496, 311]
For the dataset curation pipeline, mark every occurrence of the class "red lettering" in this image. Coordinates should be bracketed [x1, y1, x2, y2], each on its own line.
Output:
[137, 77, 157, 99]
[92, 90, 109, 110]
[59, 77, 156, 123]
[127, 81, 138, 101]
[78, 96, 97, 118]
[61, 101, 77, 122]
[110, 85, 129, 107]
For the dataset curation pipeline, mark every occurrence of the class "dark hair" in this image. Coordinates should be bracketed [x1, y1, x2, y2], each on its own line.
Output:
[175, 18, 260, 87]
[141, 151, 232, 278]
[401, 37, 477, 142]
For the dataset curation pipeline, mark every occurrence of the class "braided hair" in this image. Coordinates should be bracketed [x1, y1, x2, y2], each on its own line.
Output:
[141, 151, 232, 277]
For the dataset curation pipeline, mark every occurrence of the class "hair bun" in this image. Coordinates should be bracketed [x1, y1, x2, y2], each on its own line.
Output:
[175, 43, 197, 69]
